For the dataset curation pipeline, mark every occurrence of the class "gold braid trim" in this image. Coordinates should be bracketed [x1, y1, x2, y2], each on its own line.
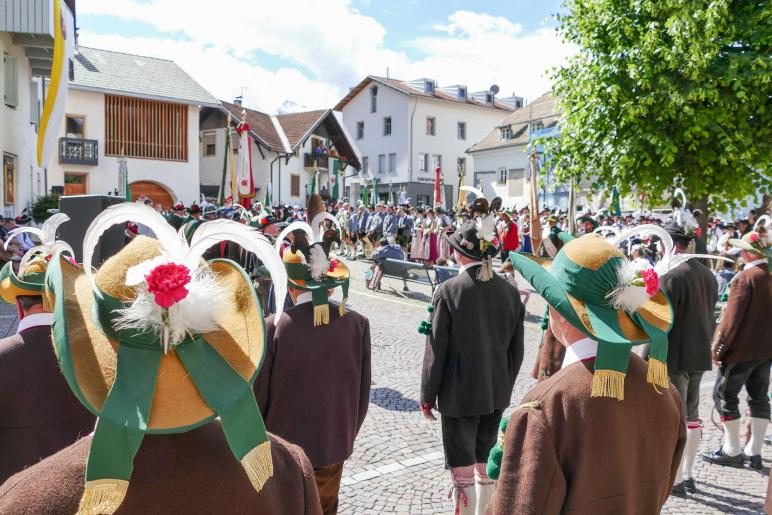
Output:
[241, 440, 273, 491]
[647, 358, 669, 392]
[590, 370, 625, 401]
[77, 479, 129, 515]
[313, 304, 330, 326]
[339, 297, 348, 317]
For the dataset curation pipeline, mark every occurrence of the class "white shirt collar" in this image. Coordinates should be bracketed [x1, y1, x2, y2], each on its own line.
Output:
[295, 291, 314, 305]
[744, 257, 767, 270]
[459, 261, 482, 274]
[562, 337, 598, 367]
[16, 312, 54, 334]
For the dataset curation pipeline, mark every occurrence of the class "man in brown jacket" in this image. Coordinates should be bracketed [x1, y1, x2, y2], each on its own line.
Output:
[703, 231, 772, 470]
[490, 234, 685, 514]
[256, 193, 371, 515]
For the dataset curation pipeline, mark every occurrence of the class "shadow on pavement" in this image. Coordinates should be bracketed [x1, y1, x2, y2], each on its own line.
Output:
[370, 387, 421, 412]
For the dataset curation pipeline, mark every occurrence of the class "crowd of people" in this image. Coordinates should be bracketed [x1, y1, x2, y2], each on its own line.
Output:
[0, 189, 770, 515]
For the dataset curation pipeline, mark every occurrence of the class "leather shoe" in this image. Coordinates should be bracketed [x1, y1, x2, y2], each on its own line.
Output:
[701, 447, 744, 467]
[743, 452, 763, 470]
[671, 482, 685, 496]
[683, 478, 697, 493]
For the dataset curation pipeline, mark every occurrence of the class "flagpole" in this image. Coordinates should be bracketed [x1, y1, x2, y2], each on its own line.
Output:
[218, 112, 232, 205]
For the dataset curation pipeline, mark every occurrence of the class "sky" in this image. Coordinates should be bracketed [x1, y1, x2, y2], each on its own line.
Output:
[75, 0, 573, 114]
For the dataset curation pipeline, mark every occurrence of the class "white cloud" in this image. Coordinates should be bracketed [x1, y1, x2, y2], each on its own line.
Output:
[76, 1, 574, 112]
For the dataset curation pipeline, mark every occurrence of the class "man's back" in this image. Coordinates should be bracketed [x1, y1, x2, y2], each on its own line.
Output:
[490, 355, 685, 515]
[421, 267, 524, 417]
[0, 325, 95, 484]
[0, 423, 322, 515]
[254, 303, 371, 468]
[660, 259, 718, 372]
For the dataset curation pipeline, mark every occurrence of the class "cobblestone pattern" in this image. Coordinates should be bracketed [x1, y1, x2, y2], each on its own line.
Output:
[337, 260, 769, 514]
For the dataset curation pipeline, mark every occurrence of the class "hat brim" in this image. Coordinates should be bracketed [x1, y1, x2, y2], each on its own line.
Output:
[47, 244, 265, 434]
[286, 255, 350, 291]
[0, 261, 44, 303]
[509, 251, 672, 344]
[728, 238, 768, 256]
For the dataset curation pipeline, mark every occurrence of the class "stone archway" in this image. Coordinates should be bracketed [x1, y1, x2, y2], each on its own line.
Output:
[130, 181, 175, 209]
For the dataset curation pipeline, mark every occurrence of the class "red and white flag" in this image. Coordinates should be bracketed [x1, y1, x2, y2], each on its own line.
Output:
[434, 166, 442, 207]
[236, 121, 255, 206]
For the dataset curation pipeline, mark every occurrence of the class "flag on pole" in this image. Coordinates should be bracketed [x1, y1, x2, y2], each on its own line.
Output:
[434, 166, 442, 207]
[37, 0, 75, 168]
[372, 177, 379, 204]
[218, 113, 233, 205]
[263, 181, 271, 212]
[118, 152, 130, 201]
[388, 179, 394, 205]
[331, 159, 339, 200]
[361, 179, 370, 206]
[456, 161, 467, 210]
[610, 186, 622, 216]
[235, 111, 255, 207]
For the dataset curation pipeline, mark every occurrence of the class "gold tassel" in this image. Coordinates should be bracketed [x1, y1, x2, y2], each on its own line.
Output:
[339, 297, 347, 317]
[647, 358, 669, 392]
[477, 258, 494, 282]
[313, 304, 330, 326]
[590, 370, 626, 401]
[77, 479, 129, 515]
[241, 440, 273, 491]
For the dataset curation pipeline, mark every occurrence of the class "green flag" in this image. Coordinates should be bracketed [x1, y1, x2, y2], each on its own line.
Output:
[361, 179, 370, 206]
[331, 159, 339, 201]
[372, 177, 378, 204]
[610, 186, 622, 216]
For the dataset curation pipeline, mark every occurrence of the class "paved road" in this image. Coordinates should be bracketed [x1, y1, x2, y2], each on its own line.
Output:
[335, 259, 769, 514]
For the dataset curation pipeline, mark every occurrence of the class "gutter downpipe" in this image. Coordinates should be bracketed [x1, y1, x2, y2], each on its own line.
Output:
[269, 153, 281, 205]
[408, 97, 418, 193]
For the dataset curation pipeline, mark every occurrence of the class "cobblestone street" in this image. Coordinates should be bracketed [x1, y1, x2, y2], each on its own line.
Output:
[335, 260, 770, 514]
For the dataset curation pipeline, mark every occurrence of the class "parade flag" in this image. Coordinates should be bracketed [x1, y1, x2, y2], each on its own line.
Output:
[567, 177, 577, 236]
[235, 111, 255, 206]
[610, 186, 622, 216]
[456, 162, 467, 211]
[331, 159, 340, 200]
[218, 113, 233, 205]
[361, 179, 370, 206]
[372, 177, 379, 204]
[388, 179, 393, 205]
[118, 152, 130, 201]
[264, 181, 271, 210]
[434, 166, 442, 207]
[37, 0, 75, 168]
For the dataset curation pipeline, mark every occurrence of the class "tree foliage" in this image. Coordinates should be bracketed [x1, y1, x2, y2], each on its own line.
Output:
[31, 194, 60, 223]
[544, 0, 771, 211]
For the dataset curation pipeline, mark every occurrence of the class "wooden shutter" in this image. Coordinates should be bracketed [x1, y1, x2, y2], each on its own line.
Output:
[105, 94, 188, 160]
[4, 55, 18, 107]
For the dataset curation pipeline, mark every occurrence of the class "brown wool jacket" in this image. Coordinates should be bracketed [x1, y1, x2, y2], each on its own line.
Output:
[0, 324, 95, 484]
[0, 423, 323, 515]
[254, 301, 371, 468]
[488, 354, 685, 515]
[713, 263, 772, 363]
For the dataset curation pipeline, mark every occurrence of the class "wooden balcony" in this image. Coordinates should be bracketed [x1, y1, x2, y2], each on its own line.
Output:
[59, 137, 98, 165]
[304, 152, 329, 169]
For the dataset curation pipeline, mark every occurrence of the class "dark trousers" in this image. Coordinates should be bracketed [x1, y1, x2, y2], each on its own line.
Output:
[713, 359, 772, 421]
[441, 410, 504, 468]
[313, 462, 344, 515]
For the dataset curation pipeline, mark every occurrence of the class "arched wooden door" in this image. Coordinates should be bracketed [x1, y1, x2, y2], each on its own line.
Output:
[130, 181, 175, 209]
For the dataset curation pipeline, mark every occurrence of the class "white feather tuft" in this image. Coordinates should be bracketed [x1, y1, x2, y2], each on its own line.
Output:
[7, 213, 74, 267]
[606, 261, 650, 313]
[460, 185, 485, 200]
[613, 224, 674, 270]
[308, 245, 330, 280]
[476, 214, 496, 243]
[310, 212, 341, 242]
[274, 221, 314, 252]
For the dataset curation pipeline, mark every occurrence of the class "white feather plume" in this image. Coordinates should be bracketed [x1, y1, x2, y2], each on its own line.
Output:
[310, 212, 341, 242]
[274, 221, 314, 252]
[606, 260, 650, 313]
[6, 213, 75, 267]
[755, 215, 771, 232]
[673, 188, 688, 208]
[308, 245, 330, 280]
[476, 213, 496, 243]
[460, 185, 485, 200]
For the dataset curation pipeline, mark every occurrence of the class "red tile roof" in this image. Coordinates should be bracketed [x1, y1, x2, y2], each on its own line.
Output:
[221, 101, 285, 152]
[276, 110, 327, 149]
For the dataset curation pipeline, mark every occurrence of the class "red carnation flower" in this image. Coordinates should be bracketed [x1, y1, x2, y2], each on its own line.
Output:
[749, 233, 760, 243]
[145, 262, 192, 308]
[328, 258, 340, 273]
[641, 269, 659, 297]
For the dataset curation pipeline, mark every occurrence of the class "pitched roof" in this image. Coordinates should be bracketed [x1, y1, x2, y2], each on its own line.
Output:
[467, 93, 561, 153]
[334, 76, 516, 112]
[276, 110, 328, 149]
[221, 101, 285, 152]
[71, 47, 219, 107]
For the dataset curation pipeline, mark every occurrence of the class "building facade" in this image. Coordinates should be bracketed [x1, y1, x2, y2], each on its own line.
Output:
[199, 102, 360, 207]
[46, 47, 218, 208]
[334, 76, 516, 207]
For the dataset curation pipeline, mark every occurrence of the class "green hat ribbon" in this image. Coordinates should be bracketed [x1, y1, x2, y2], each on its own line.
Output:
[285, 261, 349, 326]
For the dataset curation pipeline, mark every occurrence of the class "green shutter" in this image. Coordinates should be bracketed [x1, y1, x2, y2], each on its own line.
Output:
[4, 55, 18, 108]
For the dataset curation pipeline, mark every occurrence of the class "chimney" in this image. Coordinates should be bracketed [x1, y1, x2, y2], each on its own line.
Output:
[234, 96, 243, 106]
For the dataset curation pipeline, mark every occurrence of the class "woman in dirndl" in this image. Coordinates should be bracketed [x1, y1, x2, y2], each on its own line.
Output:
[423, 209, 439, 265]
[410, 208, 425, 261]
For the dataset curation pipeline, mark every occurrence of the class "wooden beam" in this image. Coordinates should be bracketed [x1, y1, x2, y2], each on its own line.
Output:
[24, 47, 52, 58]
[11, 34, 53, 48]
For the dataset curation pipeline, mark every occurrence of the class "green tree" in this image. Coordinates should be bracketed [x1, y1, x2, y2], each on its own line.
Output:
[545, 0, 771, 215]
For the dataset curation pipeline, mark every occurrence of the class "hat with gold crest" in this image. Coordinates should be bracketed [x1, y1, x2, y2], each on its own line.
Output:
[45, 203, 287, 514]
[275, 193, 349, 326]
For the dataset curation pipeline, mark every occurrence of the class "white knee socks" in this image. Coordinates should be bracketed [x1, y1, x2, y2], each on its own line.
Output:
[744, 417, 769, 457]
[474, 470, 496, 515]
[682, 423, 701, 480]
[722, 418, 742, 456]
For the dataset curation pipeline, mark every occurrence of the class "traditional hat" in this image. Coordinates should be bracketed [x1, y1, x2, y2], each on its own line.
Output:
[201, 202, 217, 218]
[46, 203, 287, 514]
[664, 220, 693, 244]
[0, 213, 74, 304]
[510, 233, 674, 400]
[15, 213, 32, 225]
[172, 202, 185, 211]
[577, 214, 599, 231]
[188, 203, 202, 215]
[729, 231, 771, 258]
[447, 194, 502, 281]
[275, 193, 349, 326]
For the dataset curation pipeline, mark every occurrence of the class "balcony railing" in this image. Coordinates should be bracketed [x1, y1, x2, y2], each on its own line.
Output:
[304, 153, 329, 169]
[59, 138, 99, 166]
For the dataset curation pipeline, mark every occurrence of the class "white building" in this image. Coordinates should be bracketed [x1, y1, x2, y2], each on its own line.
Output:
[46, 47, 219, 208]
[467, 93, 589, 210]
[0, 0, 75, 217]
[199, 101, 360, 206]
[334, 76, 517, 207]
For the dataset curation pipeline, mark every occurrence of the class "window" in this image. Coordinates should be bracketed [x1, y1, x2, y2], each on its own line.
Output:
[498, 168, 507, 184]
[105, 94, 188, 160]
[290, 174, 300, 197]
[432, 154, 442, 172]
[378, 154, 386, 174]
[458, 87, 467, 100]
[486, 93, 493, 104]
[64, 173, 87, 196]
[529, 120, 545, 133]
[29, 81, 39, 125]
[383, 116, 392, 136]
[426, 117, 436, 136]
[3, 55, 18, 107]
[370, 86, 378, 113]
[418, 153, 428, 172]
[500, 126, 513, 140]
[66, 115, 86, 138]
[457, 157, 466, 176]
[425, 80, 435, 94]
[356, 121, 364, 140]
[388, 153, 396, 173]
[362, 156, 369, 174]
[203, 131, 217, 156]
[457, 122, 466, 141]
